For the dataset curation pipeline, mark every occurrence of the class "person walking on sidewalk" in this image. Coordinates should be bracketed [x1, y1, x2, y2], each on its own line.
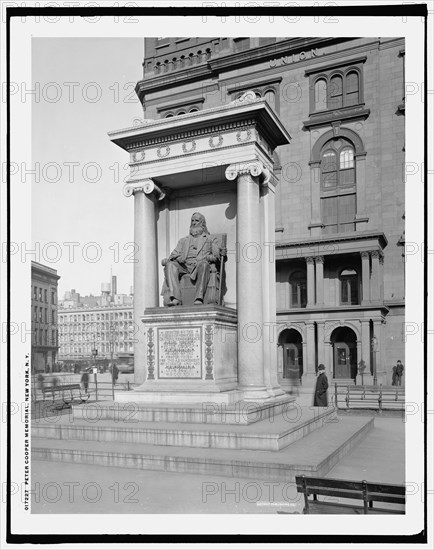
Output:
[111, 363, 119, 386]
[81, 371, 89, 394]
[313, 364, 329, 407]
[391, 364, 397, 385]
[395, 360, 404, 386]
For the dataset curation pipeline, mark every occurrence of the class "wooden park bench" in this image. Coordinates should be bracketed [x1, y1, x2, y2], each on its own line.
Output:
[42, 383, 89, 407]
[295, 475, 405, 514]
[334, 384, 405, 412]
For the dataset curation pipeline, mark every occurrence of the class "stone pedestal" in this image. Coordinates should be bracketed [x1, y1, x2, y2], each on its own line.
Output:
[119, 306, 238, 403]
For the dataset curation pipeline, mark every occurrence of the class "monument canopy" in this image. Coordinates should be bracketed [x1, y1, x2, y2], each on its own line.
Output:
[108, 95, 291, 190]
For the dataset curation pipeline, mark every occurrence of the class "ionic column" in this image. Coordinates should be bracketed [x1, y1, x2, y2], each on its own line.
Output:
[372, 319, 384, 385]
[260, 172, 285, 397]
[361, 320, 372, 383]
[305, 321, 316, 384]
[306, 257, 315, 307]
[226, 161, 269, 400]
[315, 256, 324, 306]
[317, 322, 325, 369]
[124, 179, 165, 385]
[361, 251, 370, 305]
[371, 250, 381, 303]
[379, 253, 385, 301]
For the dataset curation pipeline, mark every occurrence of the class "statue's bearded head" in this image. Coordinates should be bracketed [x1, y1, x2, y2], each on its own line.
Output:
[189, 212, 209, 237]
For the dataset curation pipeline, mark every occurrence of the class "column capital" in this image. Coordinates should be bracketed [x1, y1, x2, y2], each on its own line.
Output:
[361, 251, 370, 259]
[306, 256, 315, 264]
[315, 255, 324, 264]
[225, 160, 271, 185]
[371, 250, 381, 259]
[123, 179, 165, 200]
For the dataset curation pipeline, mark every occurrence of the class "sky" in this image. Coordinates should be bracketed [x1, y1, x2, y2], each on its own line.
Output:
[32, 38, 144, 297]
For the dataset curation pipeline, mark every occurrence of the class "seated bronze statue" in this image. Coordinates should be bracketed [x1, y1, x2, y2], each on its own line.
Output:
[161, 212, 226, 307]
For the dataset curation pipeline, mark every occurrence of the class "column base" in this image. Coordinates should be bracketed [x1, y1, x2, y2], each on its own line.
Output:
[266, 385, 287, 398]
[239, 386, 272, 401]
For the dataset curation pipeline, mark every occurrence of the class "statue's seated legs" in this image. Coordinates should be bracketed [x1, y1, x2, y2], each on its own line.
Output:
[164, 260, 211, 306]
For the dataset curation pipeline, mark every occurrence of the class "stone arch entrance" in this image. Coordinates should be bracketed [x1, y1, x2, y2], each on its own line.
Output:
[278, 329, 303, 381]
[331, 326, 358, 379]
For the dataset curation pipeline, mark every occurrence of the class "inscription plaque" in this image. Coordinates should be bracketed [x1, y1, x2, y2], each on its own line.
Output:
[158, 326, 202, 379]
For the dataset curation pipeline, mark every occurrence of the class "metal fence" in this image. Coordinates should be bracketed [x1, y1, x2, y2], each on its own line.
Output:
[334, 383, 405, 412]
[31, 372, 132, 404]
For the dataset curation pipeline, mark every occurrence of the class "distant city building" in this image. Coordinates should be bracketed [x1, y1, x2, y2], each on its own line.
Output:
[31, 261, 60, 373]
[57, 274, 134, 362]
[58, 305, 134, 361]
[59, 275, 133, 309]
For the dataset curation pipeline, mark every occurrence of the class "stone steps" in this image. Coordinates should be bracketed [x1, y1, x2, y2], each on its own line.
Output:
[31, 405, 335, 452]
[69, 396, 296, 425]
[32, 415, 374, 481]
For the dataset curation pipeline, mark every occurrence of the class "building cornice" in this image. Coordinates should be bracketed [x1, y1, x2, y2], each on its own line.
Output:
[209, 37, 344, 73]
[303, 106, 370, 129]
[156, 96, 205, 113]
[136, 64, 214, 102]
[59, 304, 133, 313]
[277, 304, 391, 316]
[276, 231, 388, 258]
[31, 261, 60, 280]
[304, 55, 367, 76]
[136, 37, 351, 100]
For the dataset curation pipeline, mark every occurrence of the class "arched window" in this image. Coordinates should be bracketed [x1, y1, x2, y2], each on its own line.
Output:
[320, 138, 356, 234]
[314, 78, 327, 111]
[264, 88, 276, 109]
[340, 268, 359, 305]
[345, 71, 359, 106]
[290, 271, 307, 308]
[329, 74, 343, 109]
[339, 147, 355, 185]
[311, 68, 362, 112]
[321, 149, 338, 188]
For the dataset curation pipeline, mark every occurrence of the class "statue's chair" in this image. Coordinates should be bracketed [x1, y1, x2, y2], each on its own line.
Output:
[162, 234, 227, 307]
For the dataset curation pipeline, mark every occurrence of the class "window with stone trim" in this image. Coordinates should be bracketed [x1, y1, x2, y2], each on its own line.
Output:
[313, 69, 361, 112]
[320, 137, 356, 234]
[231, 84, 280, 113]
[307, 57, 365, 116]
[340, 268, 359, 305]
[161, 103, 203, 118]
[290, 271, 307, 308]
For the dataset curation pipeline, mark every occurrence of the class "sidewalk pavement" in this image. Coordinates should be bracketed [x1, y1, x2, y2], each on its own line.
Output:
[30, 415, 404, 514]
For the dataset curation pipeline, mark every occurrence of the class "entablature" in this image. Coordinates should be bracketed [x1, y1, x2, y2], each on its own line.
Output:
[276, 231, 387, 261]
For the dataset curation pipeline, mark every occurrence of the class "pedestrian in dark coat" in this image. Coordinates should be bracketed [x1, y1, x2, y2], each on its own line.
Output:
[112, 364, 119, 385]
[81, 371, 89, 394]
[395, 360, 404, 386]
[313, 364, 329, 407]
[392, 365, 397, 386]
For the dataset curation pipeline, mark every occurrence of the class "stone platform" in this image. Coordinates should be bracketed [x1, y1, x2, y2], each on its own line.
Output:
[32, 400, 374, 482]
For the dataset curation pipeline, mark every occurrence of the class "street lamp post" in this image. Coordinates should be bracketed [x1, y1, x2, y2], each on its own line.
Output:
[91, 332, 98, 400]
[371, 336, 378, 386]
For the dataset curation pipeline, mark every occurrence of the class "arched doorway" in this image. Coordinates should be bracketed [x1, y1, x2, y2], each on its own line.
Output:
[278, 329, 303, 381]
[331, 326, 358, 379]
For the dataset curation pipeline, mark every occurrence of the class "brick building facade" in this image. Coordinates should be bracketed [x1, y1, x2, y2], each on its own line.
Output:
[31, 261, 60, 373]
[135, 37, 405, 387]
